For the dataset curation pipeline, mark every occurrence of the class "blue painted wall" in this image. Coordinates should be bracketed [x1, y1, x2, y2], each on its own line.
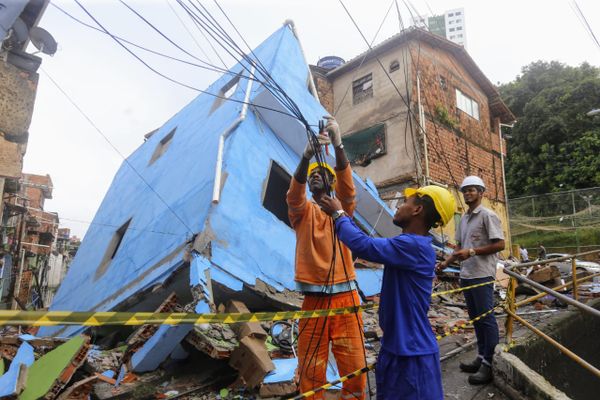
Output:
[41, 25, 386, 337]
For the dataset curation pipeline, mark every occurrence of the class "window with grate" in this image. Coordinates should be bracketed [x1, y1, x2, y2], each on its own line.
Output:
[389, 60, 400, 73]
[342, 124, 386, 167]
[352, 73, 373, 105]
[95, 218, 132, 280]
[148, 128, 176, 165]
[263, 161, 292, 228]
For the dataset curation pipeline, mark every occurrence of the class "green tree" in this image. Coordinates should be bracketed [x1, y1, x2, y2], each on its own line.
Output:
[498, 61, 600, 197]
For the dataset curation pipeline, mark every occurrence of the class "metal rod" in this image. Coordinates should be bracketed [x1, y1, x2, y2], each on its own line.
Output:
[507, 249, 600, 269]
[516, 272, 600, 307]
[505, 276, 517, 344]
[503, 267, 600, 318]
[506, 309, 600, 379]
[571, 258, 578, 301]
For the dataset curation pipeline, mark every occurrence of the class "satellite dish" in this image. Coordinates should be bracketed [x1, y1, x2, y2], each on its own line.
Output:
[29, 27, 57, 55]
[12, 18, 29, 44]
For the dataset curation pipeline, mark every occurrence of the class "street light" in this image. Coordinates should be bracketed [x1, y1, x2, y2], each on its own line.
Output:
[587, 109, 600, 116]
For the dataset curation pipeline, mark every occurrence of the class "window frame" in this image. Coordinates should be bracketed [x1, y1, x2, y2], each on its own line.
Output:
[455, 88, 480, 120]
[352, 73, 374, 105]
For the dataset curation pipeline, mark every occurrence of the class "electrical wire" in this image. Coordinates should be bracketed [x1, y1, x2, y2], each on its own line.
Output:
[41, 65, 195, 237]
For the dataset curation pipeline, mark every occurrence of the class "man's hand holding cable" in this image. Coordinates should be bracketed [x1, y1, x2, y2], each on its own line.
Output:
[324, 115, 342, 148]
[303, 133, 330, 159]
[318, 195, 343, 216]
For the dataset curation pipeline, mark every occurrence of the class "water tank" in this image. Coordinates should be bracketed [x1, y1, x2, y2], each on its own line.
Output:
[317, 56, 345, 70]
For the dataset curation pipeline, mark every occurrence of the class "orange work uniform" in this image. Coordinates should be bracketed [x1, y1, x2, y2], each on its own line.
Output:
[287, 164, 366, 400]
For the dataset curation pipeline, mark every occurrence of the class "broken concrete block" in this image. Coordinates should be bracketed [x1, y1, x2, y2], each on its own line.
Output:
[130, 324, 193, 373]
[260, 357, 298, 397]
[528, 265, 560, 284]
[229, 336, 275, 388]
[225, 300, 268, 341]
[19, 335, 90, 400]
[0, 341, 34, 398]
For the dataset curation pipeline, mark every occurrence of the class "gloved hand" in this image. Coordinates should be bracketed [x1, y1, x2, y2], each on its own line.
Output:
[303, 133, 330, 159]
[324, 115, 342, 148]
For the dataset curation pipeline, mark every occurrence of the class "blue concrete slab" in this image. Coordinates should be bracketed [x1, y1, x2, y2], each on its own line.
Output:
[130, 324, 193, 373]
[0, 341, 34, 397]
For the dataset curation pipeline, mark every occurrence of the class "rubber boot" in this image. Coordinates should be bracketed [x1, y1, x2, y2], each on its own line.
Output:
[468, 362, 493, 385]
[459, 356, 482, 373]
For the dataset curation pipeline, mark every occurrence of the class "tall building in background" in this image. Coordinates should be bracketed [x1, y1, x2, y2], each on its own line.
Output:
[442, 8, 466, 48]
[412, 7, 467, 49]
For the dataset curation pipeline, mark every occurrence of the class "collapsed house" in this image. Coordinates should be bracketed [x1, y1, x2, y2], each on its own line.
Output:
[29, 22, 397, 394]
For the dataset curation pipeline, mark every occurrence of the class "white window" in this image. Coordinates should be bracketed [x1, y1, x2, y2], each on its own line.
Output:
[456, 11, 462, 15]
[448, 12, 454, 17]
[457, 26, 463, 31]
[457, 34, 463, 38]
[456, 19, 462, 23]
[455, 88, 479, 120]
[449, 27, 455, 32]
[448, 20, 454, 24]
[450, 35, 456, 39]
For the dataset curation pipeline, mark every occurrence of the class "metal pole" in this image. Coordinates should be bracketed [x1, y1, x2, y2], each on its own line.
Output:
[516, 271, 600, 307]
[416, 73, 429, 186]
[499, 122, 512, 255]
[505, 276, 517, 344]
[571, 258, 578, 301]
[571, 191, 580, 253]
[503, 266, 600, 318]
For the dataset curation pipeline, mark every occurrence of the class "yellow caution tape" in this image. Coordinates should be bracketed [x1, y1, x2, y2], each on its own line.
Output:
[0, 303, 378, 327]
[431, 280, 498, 297]
[291, 304, 504, 399]
[0, 281, 499, 327]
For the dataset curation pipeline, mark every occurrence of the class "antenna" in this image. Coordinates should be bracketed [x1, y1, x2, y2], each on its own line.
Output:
[29, 27, 57, 55]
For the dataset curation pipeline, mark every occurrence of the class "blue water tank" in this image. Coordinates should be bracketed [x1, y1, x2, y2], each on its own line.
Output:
[317, 56, 345, 70]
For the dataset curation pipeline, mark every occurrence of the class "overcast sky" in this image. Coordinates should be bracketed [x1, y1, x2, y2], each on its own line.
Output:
[24, 0, 600, 239]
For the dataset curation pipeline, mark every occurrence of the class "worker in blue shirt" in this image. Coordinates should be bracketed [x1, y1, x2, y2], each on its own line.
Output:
[319, 185, 456, 400]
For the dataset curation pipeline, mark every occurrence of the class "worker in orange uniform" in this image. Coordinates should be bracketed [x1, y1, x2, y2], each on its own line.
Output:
[287, 116, 366, 400]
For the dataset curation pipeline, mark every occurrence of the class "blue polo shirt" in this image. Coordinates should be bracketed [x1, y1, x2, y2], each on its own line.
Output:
[335, 217, 438, 356]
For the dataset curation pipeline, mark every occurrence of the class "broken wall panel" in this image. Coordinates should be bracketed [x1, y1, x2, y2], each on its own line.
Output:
[19, 335, 90, 400]
[0, 341, 34, 398]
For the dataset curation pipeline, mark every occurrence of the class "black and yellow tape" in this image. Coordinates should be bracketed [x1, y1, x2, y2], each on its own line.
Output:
[291, 304, 503, 399]
[0, 281, 498, 327]
[0, 303, 378, 327]
[288, 364, 375, 400]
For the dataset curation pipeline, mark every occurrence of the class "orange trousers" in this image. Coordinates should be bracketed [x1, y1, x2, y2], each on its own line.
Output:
[297, 290, 366, 400]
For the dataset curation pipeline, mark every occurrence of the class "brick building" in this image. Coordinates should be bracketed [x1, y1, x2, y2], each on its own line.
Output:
[311, 27, 516, 247]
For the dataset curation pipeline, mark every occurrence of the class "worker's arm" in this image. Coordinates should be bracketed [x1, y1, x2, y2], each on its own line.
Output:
[324, 116, 356, 216]
[318, 195, 405, 265]
[334, 216, 408, 266]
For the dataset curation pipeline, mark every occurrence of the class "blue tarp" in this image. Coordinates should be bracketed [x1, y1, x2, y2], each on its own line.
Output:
[41, 24, 394, 337]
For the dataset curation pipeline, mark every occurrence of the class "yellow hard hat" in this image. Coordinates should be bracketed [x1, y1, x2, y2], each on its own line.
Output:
[307, 162, 337, 189]
[404, 185, 456, 226]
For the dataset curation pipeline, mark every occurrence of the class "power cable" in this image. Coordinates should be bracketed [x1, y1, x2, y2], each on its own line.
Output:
[40, 66, 194, 237]
[69, 0, 305, 121]
[571, 0, 600, 52]
[164, 0, 215, 64]
[50, 2, 230, 77]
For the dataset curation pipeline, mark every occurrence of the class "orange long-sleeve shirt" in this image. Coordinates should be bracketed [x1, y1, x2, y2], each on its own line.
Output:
[286, 165, 357, 286]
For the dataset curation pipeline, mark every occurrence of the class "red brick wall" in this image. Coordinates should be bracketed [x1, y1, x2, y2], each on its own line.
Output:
[409, 42, 506, 203]
[310, 67, 334, 115]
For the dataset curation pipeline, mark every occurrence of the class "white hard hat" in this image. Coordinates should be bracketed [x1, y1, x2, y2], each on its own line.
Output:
[460, 176, 486, 191]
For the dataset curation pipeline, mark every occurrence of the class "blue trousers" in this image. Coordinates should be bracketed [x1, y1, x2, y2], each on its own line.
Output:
[461, 277, 499, 363]
[376, 349, 443, 400]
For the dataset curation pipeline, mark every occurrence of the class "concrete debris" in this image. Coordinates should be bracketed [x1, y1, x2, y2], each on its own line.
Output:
[229, 335, 275, 388]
